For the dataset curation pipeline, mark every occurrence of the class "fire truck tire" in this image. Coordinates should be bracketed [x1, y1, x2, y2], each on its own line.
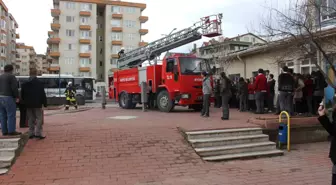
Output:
[157, 90, 174, 112]
[119, 92, 133, 109]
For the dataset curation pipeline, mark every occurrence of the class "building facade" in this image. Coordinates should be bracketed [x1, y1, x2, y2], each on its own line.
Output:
[36, 54, 48, 74]
[0, 0, 19, 74]
[47, 0, 148, 83]
[196, 33, 267, 77]
[16, 43, 37, 76]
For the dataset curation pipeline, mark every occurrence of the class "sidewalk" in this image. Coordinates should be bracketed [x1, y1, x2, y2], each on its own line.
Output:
[0, 107, 332, 185]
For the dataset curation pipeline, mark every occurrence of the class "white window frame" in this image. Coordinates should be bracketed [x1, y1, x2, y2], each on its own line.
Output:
[80, 17, 89, 25]
[125, 46, 134, 52]
[80, 58, 91, 67]
[321, 0, 336, 21]
[67, 43, 75, 50]
[124, 20, 136, 28]
[80, 31, 91, 39]
[111, 46, 121, 54]
[125, 7, 136, 14]
[127, 33, 135, 40]
[80, 3, 92, 11]
[111, 6, 121, 13]
[66, 16, 75, 23]
[65, 57, 74, 65]
[80, 44, 92, 53]
[110, 59, 118, 65]
[111, 19, 121, 27]
[66, 29, 75, 37]
[66, 2, 75, 9]
[111, 32, 122, 41]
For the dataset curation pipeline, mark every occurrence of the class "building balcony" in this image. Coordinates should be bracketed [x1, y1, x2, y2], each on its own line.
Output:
[112, 14, 122, 19]
[79, 67, 90, 72]
[111, 27, 122, 32]
[47, 38, 61, 44]
[139, 16, 148, 23]
[112, 40, 122, 45]
[51, 9, 61, 17]
[48, 31, 54, 36]
[49, 51, 60, 57]
[16, 33, 19, 39]
[48, 66, 60, 72]
[79, 25, 91, 30]
[79, 39, 90, 44]
[0, 42, 7, 46]
[29, 51, 36, 56]
[139, 29, 148, 35]
[79, 53, 90, 58]
[139, 41, 148, 47]
[51, 23, 60, 31]
[79, 11, 91, 16]
[16, 59, 21, 63]
[111, 54, 119, 58]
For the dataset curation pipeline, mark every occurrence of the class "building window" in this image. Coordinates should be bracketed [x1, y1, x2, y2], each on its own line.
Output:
[321, 0, 336, 21]
[127, 33, 135, 40]
[125, 7, 136, 14]
[80, 44, 91, 53]
[0, 33, 6, 41]
[79, 72, 90, 77]
[0, 20, 6, 29]
[65, 57, 74, 65]
[66, 29, 75, 37]
[66, 16, 75, 23]
[111, 6, 121, 13]
[100, 61, 103, 66]
[1, 46, 6, 55]
[80, 31, 91, 38]
[111, 19, 121, 27]
[80, 3, 92, 11]
[67, 43, 75, 50]
[124, 20, 136, 28]
[99, 36, 103, 41]
[80, 58, 91, 66]
[110, 59, 117, 65]
[80, 17, 89, 25]
[66, 2, 75, 9]
[125, 46, 134, 52]
[112, 46, 121, 54]
[111, 32, 122, 41]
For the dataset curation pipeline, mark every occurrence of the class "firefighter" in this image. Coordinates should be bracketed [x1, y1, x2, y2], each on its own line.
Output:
[64, 82, 78, 110]
[118, 47, 125, 59]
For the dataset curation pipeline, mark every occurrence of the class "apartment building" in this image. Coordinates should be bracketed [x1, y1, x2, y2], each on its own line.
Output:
[16, 43, 37, 76]
[0, 0, 19, 74]
[47, 0, 148, 83]
[36, 54, 48, 74]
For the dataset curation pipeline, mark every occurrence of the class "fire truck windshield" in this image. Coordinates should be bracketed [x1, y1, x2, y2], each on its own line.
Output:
[179, 57, 207, 75]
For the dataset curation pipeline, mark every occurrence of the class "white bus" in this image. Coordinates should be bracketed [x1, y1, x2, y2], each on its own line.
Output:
[16, 74, 96, 101]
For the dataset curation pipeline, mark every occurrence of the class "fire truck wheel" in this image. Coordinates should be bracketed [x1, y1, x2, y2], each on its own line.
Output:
[157, 90, 174, 112]
[119, 92, 133, 109]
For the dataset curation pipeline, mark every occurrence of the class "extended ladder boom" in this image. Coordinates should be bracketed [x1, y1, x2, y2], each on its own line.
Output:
[117, 14, 223, 69]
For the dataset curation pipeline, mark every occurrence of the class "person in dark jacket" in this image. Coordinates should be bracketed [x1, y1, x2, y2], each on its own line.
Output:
[219, 72, 232, 120]
[278, 66, 295, 115]
[304, 74, 313, 116]
[267, 74, 276, 112]
[318, 104, 336, 185]
[313, 70, 328, 114]
[0, 64, 21, 136]
[237, 77, 248, 112]
[254, 68, 267, 114]
[21, 68, 47, 139]
[201, 71, 211, 117]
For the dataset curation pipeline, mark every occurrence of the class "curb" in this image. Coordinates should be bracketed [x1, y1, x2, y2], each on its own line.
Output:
[44, 107, 93, 116]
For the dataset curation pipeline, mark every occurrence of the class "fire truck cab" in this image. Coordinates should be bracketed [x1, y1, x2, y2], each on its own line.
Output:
[113, 53, 213, 112]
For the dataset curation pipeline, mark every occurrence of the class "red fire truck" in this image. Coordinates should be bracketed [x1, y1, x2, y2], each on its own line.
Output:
[110, 14, 223, 112]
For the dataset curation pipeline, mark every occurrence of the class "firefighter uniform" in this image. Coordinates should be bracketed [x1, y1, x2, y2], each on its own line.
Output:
[65, 82, 78, 110]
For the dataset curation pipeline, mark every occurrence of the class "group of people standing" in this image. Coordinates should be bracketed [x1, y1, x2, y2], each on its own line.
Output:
[0, 64, 46, 139]
[201, 66, 328, 119]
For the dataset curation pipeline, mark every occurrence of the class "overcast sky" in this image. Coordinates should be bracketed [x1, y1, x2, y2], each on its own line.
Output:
[3, 0, 284, 54]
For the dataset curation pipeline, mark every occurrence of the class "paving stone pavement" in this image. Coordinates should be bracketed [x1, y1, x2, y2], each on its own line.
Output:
[0, 107, 332, 185]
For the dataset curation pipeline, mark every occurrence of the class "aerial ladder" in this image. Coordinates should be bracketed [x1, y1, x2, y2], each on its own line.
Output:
[117, 14, 223, 69]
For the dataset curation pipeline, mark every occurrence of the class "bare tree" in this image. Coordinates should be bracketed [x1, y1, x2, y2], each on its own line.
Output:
[260, 0, 336, 87]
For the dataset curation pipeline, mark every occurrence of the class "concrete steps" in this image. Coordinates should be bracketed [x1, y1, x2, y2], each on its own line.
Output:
[0, 135, 28, 175]
[185, 128, 283, 161]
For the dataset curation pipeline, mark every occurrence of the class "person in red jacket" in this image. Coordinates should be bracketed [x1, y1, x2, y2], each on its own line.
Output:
[254, 68, 268, 114]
